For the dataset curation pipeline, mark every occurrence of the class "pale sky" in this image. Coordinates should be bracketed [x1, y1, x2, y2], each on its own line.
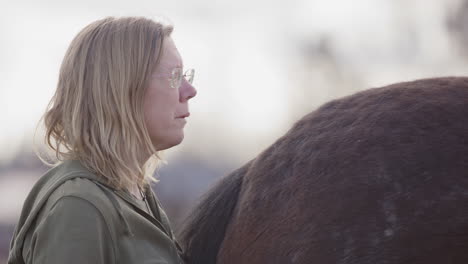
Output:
[1, 0, 467, 163]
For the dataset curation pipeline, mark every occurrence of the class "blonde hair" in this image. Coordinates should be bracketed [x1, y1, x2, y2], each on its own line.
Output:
[39, 16, 174, 191]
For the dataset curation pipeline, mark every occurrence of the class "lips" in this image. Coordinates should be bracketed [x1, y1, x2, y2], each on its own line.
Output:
[176, 113, 190, 118]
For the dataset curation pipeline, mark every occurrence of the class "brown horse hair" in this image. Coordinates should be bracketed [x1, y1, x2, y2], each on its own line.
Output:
[180, 76, 468, 263]
[178, 160, 253, 264]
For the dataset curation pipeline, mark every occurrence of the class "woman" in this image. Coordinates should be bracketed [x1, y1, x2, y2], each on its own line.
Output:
[8, 16, 196, 264]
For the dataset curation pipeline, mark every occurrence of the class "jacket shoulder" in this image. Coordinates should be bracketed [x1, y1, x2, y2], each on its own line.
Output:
[49, 177, 110, 202]
[25, 195, 116, 264]
[47, 177, 120, 224]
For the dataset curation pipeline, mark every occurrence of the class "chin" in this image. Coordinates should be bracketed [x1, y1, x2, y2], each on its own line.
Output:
[155, 133, 185, 151]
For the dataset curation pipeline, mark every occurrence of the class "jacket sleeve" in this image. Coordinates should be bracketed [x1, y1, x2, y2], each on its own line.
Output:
[27, 196, 115, 264]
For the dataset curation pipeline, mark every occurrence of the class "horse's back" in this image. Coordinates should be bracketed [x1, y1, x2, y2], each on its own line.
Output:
[218, 77, 468, 264]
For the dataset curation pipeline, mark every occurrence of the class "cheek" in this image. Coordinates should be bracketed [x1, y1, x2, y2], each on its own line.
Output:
[145, 81, 179, 110]
[144, 97, 165, 128]
[143, 89, 178, 132]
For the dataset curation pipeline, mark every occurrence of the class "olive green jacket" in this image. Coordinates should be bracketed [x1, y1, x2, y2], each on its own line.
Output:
[8, 160, 185, 264]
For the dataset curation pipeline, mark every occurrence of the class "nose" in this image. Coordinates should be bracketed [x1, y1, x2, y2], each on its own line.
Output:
[179, 79, 197, 102]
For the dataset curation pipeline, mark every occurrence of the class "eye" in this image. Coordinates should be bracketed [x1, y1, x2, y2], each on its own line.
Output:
[171, 68, 183, 80]
[169, 68, 184, 89]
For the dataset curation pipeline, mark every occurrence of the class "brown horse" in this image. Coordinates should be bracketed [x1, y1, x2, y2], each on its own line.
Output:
[179, 77, 468, 264]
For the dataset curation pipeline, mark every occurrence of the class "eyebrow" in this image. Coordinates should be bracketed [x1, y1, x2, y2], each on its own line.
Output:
[155, 62, 184, 75]
[160, 63, 183, 71]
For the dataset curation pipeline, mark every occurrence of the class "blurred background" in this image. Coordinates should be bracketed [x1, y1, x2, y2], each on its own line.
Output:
[2, 0, 468, 262]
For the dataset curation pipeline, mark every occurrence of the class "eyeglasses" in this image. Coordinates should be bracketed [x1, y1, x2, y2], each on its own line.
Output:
[169, 68, 195, 89]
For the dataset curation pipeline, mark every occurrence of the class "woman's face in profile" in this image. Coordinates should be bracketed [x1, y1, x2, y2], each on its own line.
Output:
[143, 37, 197, 151]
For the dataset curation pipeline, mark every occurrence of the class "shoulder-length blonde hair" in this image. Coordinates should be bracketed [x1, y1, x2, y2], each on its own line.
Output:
[40, 16, 173, 191]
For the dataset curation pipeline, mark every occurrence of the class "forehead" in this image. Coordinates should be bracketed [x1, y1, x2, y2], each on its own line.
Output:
[157, 37, 183, 71]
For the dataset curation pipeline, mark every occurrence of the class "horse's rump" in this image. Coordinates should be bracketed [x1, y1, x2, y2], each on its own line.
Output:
[181, 77, 468, 264]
